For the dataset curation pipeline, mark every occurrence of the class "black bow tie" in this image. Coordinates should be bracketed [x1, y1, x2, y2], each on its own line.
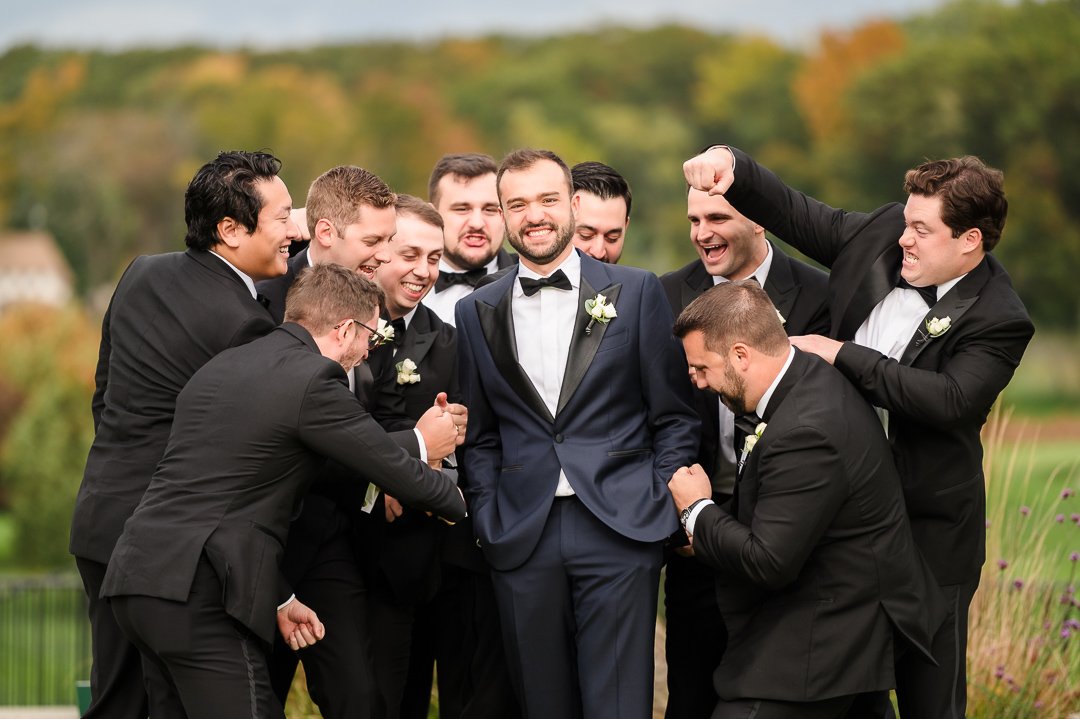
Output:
[519, 270, 572, 297]
[733, 413, 763, 438]
[381, 315, 406, 348]
[896, 276, 937, 308]
[435, 268, 487, 293]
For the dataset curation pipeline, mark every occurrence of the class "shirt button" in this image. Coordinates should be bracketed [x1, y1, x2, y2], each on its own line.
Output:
[554, 433, 564, 443]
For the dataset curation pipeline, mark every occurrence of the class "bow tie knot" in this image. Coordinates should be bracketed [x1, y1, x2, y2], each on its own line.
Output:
[896, 276, 937, 308]
[519, 270, 572, 297]
[435, 268, 487, 293]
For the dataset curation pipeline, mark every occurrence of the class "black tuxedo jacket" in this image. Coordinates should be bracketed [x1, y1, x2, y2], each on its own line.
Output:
[694, 350, 944, 702]
[362, 304, 465, 602]
[660, 248, 830, 486]
[101, 324, 466, 643]
[723, 148, 1034, 584]
[71, 249, 276, 564]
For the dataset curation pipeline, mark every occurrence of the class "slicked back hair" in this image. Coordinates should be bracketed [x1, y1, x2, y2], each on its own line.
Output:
[496, 149, 573, 201]
[904, 156, 1007, 251]
[427, 153, 498, 207]
[283, 263, 384, 337]
[572, 161, 632, 218]
[184, 150, 282, 251]
[305, 165, 395, 239]
[674, 280, 789, 357]
[395, 194, 444, 230]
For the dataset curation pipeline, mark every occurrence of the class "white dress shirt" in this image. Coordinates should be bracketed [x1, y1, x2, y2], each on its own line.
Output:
[209, 250, 257, 298]
[512, 251, 581, 496]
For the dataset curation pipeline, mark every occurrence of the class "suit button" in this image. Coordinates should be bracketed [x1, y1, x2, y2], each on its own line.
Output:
[554, 434, 564, 443]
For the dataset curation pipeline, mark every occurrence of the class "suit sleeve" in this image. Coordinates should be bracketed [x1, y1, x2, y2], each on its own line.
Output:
[91, 298, 113, 431]
[692, 424, 846, 590]
[637, 274, 701, 483]
[726, 147, 885, 270]
[834, 310, 1034, 427]
[297, 365, 465, 521]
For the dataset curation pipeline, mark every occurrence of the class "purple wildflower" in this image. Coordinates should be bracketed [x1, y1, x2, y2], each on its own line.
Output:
[997, 558, 1009, 570]
[1057, 514, 1066, 523]
[1071, 551, 1080, 562]
[1012, 579, 1024, 590]
[1062, 488, 1075, 499]
[994, 665, 1005, 679]
[1072, 513, 1080, 524]
[985, 519, 992, 529]
[1064, 627, 1073, 639]
[1020, 506, 1031, 516]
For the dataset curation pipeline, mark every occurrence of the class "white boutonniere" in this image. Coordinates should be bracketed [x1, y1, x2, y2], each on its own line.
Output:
[776, 309, 786, 326]
[375, 318, 395, 347]
[395, 358, 420, 385]
[925, 316, 952, 338]
[583, 293, 617, 335]
[741, 421, 767, 457]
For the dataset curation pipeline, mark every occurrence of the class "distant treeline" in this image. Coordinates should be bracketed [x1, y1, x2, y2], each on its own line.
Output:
[0, 0, 1077, 327]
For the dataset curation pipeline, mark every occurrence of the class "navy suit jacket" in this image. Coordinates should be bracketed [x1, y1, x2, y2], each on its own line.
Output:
[455, 251, 700, 571]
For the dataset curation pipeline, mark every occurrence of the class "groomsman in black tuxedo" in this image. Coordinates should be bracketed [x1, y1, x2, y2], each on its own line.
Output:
[70, 151, 300, 719]
[659, 186, 829, 719]
[456, 148, 699, 719]
[103, 264, 467, 719]
[256, 167, 460, 718]
[668, 280, 944, 719]
[684, 146, 1034, 718]
[570, 161, 631, 265]
[422, 153, 517, 326]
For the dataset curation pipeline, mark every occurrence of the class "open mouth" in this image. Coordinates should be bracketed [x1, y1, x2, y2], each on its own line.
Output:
[358, 264, 379, 278]
[699, 243, 727, 262]
[460, 232, 490, 247]
[401, 280, 426, 297]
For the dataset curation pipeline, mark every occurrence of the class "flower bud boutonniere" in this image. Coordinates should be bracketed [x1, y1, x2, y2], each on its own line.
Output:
[738, 422, 767, 473]
[776, 309, 786, 326]
[584, 293, 617, 335]
[375, 318, 396, 347]
[925, 316, 952, 338]
[395, 358, 420, 385]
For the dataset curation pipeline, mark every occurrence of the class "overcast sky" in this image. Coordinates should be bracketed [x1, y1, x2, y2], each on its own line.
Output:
[4, 0, 956, 52]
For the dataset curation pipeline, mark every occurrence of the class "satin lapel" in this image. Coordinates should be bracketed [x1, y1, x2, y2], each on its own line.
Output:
[763, 249, 799, 326]
[557, 271, 622, 416]
[476, 283, 554, 424]
[835, 244, 901, 341]
[681, 262, 712, 312]
[400, 309, 437, 367]
[898, 260, 988, 366]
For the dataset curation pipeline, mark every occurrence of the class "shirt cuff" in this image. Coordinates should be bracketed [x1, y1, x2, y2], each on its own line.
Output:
[277, 594, 296, 612]
[413, 427, 428, 463]
[686, 499, 716, 536]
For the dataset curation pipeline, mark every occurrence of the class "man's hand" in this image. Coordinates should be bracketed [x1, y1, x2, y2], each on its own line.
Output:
[290, 207, 310, 240]
[435, 393, 469, 446]
[683, 146, 736, 196]
[668, 463, 712, 513]
[789, 335, 843, 365]
[384, 494, 404, 523]
[277, 598, 325, 651]
[415, 399, 457, 460]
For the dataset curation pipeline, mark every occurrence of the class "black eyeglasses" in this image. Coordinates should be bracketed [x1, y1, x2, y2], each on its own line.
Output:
[334, 318, 387, 351]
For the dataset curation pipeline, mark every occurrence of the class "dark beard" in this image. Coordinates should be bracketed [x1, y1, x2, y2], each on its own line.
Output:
[506, 218, 575, 266]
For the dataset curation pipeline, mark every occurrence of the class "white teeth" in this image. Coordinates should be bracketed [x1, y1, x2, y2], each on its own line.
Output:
[403, 282, 424, 292]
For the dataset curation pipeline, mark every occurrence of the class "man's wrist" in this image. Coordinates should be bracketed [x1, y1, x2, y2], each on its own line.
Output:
[277, 594, 296, 612]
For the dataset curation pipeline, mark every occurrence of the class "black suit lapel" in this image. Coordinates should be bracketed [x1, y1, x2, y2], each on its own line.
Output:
[556, 268, 622, 416]
[835, 244, 901, 341]
[681, 262, 713, 312]
[476, 278, 554, 424]
[399, 308, 437, 367]
[898, 259, 988, 366]
[763, 247, 799, 326]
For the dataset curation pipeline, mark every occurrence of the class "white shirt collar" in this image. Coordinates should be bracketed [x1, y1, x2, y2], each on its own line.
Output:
[209, 250, 257, 299]
[935, 273, 965, 300]
[400, 305, 418, 330]
[755, 346, 796, 419]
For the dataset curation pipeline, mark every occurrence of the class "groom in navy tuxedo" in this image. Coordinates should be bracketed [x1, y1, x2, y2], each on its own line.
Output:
[455, 148, 699, 719]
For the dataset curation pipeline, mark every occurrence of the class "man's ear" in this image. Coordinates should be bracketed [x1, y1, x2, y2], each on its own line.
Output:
[216, 217, 244, 249]
[313, 218, 337, 249]
[730, 342, 751, 369]
[958, 227, 983, 255]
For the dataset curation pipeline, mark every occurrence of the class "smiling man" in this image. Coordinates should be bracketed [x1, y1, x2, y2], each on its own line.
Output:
[70, 150, 300, 719]
[682, 145, 1034, 718]
[570, 161, 631, 264]
[455, 148, 698, 719]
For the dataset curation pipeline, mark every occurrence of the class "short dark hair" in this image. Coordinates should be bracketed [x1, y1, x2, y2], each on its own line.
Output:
[428, 153, 498, 206]
[572, 161, 632, 218]
[306, 165, 395, 238]
[184, 151, 282, 251]
[904, 156, 1007, 251]
[673, 280, 789, 357]
[496, 149, 572, 201]
[283, 263, 384, 336]
[395, 194, 444, 230]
